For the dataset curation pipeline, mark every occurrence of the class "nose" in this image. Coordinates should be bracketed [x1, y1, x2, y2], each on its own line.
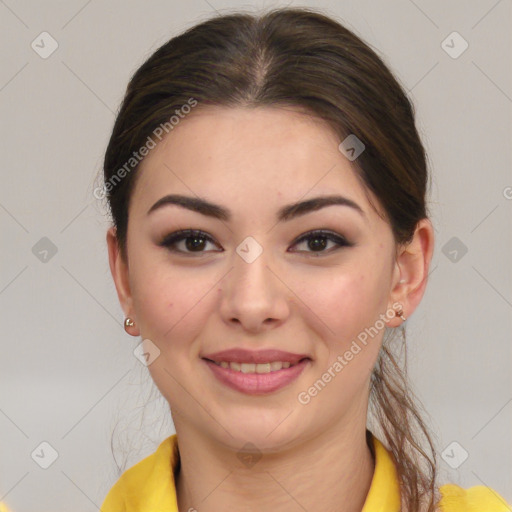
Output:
[218, 245, 291, 333]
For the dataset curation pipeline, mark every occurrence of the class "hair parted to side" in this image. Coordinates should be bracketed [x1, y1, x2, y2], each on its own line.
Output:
[101, 7, 439, 511]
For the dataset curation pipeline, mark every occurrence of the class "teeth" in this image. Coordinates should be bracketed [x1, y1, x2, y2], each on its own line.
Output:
[241, 363, 255, 373]
[256, 363, 271, 373]
[212, 360, 296, 373]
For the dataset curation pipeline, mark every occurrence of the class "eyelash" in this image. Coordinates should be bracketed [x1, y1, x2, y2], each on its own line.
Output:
[158, 229, 353, 256]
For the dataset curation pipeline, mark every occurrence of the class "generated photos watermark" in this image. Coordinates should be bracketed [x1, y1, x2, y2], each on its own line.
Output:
[94, 97, 198, 200]
[297, 302, 403, 405]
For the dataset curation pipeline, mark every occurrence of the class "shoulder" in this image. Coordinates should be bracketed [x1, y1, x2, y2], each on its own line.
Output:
[100, 435, 178, 512]
[100, 448, 161, 510]
[438, 483, 511, 512]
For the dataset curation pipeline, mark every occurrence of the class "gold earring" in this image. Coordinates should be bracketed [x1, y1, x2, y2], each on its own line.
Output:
[124, 317, 135, 331]
[394, 309, 406, 322]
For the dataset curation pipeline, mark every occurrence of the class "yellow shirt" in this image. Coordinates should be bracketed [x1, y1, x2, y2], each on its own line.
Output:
[99, 432, 511, 512]
[1, 433, 509, 512]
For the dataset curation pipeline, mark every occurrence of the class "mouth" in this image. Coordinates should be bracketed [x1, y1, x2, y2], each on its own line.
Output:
[201, 355, 312, 395]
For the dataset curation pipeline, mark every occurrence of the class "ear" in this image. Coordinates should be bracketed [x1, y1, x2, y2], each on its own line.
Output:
[386, 218, 435, 327]
[106, 226, 140, 336]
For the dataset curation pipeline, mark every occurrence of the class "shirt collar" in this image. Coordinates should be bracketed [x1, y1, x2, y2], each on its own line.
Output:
[127, 430, 401, 511]
[362, 432, 402, 511]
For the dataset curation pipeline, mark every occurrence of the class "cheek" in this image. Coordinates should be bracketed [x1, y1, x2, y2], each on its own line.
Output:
[130, 260, 214, 348]
[309, 271, 385, 336]
[293, 263, 390, 368]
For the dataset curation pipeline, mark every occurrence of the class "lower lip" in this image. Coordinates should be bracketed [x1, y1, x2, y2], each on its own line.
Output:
[203, 358, 310, 395]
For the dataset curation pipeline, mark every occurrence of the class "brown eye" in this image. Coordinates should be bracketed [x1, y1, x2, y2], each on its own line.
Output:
[290, 230, 352, 255]
[159, 229, 221, 254]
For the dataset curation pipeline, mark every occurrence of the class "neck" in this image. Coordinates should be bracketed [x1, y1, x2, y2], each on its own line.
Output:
[175, 421, 375, 512]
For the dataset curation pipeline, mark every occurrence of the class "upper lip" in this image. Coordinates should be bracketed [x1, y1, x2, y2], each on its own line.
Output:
[202, 348, 311, 364]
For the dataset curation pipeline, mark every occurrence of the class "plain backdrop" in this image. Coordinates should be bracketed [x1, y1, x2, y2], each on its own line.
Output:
[0, 0, 511, 510]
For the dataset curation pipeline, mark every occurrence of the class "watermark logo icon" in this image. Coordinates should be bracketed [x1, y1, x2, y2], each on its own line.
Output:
[31, 31, 59, 59]
[32, 237, 58, 263]
[441, 32, 468, 59]
[31, 441, 59, 469]
[442, 236, 468, 263]
[236, 236, 263, 264]
[237, 442, 262, 468]
[339, 134, 365, 161]
[134, 338, 161, 366]
[441, 441, 469, 469]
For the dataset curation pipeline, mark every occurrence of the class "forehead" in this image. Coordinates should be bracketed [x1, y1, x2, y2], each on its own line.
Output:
[131, 106, 380, 221]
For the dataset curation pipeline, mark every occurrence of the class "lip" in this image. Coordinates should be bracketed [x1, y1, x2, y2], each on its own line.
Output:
[201, 348, 310, 365]
[203, 358, 311, 395]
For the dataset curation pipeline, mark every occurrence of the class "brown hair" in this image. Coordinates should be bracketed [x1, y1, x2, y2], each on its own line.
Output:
[101, 7, 439, 511]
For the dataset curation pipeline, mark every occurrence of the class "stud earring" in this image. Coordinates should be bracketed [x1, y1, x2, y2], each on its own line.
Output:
[394, 309, 406, 322]
[124, 317, 135, 331]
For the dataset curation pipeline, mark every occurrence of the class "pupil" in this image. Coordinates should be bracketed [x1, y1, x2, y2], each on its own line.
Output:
[309, 236, 327, 251]
[186, 236, 206, 251]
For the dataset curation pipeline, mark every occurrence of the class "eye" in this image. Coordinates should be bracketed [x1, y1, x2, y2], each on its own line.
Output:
[158, 229, 222, 255]
[289, 230, 352, 255]
[158, 228, 352, 256]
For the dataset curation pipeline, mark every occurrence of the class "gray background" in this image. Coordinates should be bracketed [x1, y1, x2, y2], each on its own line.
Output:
[1, 0, 511, 510]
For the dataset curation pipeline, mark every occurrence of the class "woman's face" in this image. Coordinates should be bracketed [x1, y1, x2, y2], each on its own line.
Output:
[109, 106, 411, 452]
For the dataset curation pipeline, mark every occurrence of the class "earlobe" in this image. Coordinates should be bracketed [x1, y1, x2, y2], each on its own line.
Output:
[386, 218, 435, 327]
[106, 227, 140, 336]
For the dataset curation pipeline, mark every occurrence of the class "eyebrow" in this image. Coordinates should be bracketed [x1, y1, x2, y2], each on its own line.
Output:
[147, 193, 366, 222]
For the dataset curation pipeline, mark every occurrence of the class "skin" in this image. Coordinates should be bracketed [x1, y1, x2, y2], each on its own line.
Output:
[107, 106, 434, 512]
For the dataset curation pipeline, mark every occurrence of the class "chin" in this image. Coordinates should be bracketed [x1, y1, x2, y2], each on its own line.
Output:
[208, 410, 306, 454]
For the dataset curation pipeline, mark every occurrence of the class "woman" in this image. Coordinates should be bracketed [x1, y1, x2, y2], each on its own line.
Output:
[91, 7, 509, 512]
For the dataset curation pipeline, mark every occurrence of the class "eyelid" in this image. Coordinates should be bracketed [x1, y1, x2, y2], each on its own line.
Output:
[291, 229, 350, 245]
